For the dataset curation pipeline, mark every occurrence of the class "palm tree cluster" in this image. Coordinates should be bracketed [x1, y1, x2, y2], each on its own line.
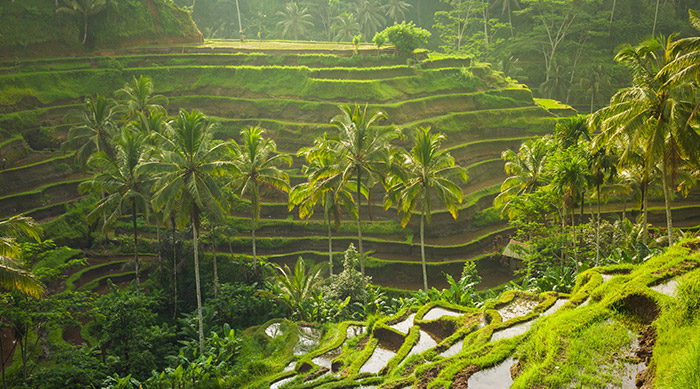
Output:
[63, 77, 468, 352]
[496, 11, 700, 272]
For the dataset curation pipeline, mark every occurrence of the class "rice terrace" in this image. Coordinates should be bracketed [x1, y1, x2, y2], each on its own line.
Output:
[1, 0, 700, 388]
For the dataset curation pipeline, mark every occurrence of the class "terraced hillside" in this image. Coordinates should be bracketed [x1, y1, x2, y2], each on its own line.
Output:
[244, 238, 700, 389]
[0, 41, 650, 289]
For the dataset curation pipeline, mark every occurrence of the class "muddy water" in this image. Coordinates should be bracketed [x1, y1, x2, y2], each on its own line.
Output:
[491, 320, 533, 342]
[541, 298, 569, 317]
[467, 357, 516, 388]
[497, 299, 540, 322]
[423, 307, 463, 321]
[359, 346, 397, 374]
[390, 313, 416, 334]
[650, 279, 678, 297]
[601, 274, 614, 282]
[283, 362, 295, 371]
[407, 330, 438, 358]
[439, 339, 463, 358]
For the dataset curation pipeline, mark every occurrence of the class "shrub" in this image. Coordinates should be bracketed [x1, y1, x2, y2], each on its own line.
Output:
[374, 22, 431, 56]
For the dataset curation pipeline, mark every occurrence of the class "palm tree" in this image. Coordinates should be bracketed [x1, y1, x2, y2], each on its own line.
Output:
[63, 94, 119, 168]
[150, 109, 232, 353]
[494, 136, 555, 218]
[355, 0, 386, 40]
[587, 146, 618, 262]
[230, 127, 290, 277]
[0, 216, 44, 298]
[290, 134, 357, 276]
[578, 63, 611, 114]
[381, 0, 412, 24]
[273, 257, 325, 321]
[115, 75, 168, 121]
[333, 13, 361, 42]
[385, 127, 467, 290]
[277, 2, 314, 41]
[80, 129, 152, 297]
[491, 0, 519, 37]
[589, 35, 700, 247]
[56, 0, 107, 45]
[326, 104, 400, 278]
[549, 147, 589, 265]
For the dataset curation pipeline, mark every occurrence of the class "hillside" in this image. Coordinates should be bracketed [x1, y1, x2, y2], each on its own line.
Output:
[0, 0, 202, 59]
[0, 40, 581, 291]
[247, 238, 700, 388]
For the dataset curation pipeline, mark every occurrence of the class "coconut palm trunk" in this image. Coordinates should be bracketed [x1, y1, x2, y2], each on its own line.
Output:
[356, 167, 365, 277]
[132, 198, 140, 297]
[172, 220, 177, 319]
[420, 211, 428, 291]
[642, 180, 649, 245]
[191, 209, 204, 353]
[661, 160, 673, 246]
[326, 209, 333, 276]
[211, 222, 218, 298]
[596, 184, 601, 263]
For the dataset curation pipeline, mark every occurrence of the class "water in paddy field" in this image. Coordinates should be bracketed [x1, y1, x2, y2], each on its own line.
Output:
[541, 298, 569, 317]
[439, 339, 464, 358]
[467, 357, 517, 388]
[423, 307, 463, 321]
[265, 323, 282, 338]
[491, 320, 533, 342]
[270, 375, 295, 389]
[407, 330, 439, 358]
[312, 347, 341, 369]
[359, 346, 397, 374]
[390, 313, 416, 334]
[497, 299, 540, 322]
[650, 278, 679, 297]
[294, 326, 321, 356]
[347, 325, 366, 339]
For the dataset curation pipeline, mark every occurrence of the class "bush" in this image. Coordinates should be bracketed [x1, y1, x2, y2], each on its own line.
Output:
[374, 22, 431, 56]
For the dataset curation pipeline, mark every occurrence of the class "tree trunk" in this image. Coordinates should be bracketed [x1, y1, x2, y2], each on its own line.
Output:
[235, 0, 243, 39]
[251, 212, 257, 278]
[642, 180, 649, 245]
[596, 184, 601, 263]
[661, 160, 674, 247]
[421, 212, 428, 291]
[82, 12, 88, 45]
[327, 209, 333, 277]
[132, 199, 140, 298]
[211, 223, 218, 298]
[622, 195, 627, 221]
[482, 0, 489, 53]
[609, 0, 617, 34]
[571, 208, 577, 266]
[156, 218, 162, 272]
[652, 0, 660, 36]
[171, 215, 177, 319]
[192, 212, 204, 354]
[356, 167, 365, 277]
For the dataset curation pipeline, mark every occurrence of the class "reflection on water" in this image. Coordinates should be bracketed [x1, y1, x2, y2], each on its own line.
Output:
[347, 325, 365, 339]
[491, 321, 533, 342]
[312, 347, 340, 369]
[423, 307, 463, 321]
[294, 326, 321, 356]
[650, 279, 678, 297]
[390, 313, 416, 334]
[541, 299, 568, 317]
[407, 330, 438, 358]
[359, 346, 396, 374]
[467, 357, 516, 388]
[270, 375, 295, 389]
[439, 339, 463, 358]
[497, 299, 539, 322]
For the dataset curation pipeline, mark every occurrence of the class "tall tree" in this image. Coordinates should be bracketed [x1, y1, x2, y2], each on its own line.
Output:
[277, 2, 315, 40]
[56, 0, 107, 45]
[494, 136, 555, 218]
[229, 127, 290, 277]
[115, 75, 168, 121]
[80, 129, 152, 297]
[355, 0, 386, 40]
[381, 0, 412, 23]
[0, 216, 43, 298]
[385, 127, 467, 290]
[491, 0, 519, 37]
[63, 95, 118, 168]
[326, 104, 400, 278]
[290, 134, 357, 276]
[333, 12, 361, 42]
[150, 109, 232, 353]
[590, 35, 700, 247]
